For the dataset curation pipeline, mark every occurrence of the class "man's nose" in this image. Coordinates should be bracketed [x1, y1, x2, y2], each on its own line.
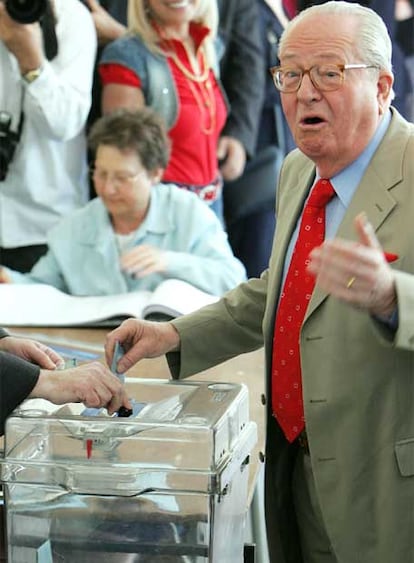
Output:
[297, 71, 321, 100]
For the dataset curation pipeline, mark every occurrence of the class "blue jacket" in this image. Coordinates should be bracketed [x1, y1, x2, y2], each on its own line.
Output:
[7, 184, 246, 296]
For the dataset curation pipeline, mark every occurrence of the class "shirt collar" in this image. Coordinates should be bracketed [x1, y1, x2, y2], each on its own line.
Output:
[157, 22, 210, 53]
[318, 110, 392, 207]
[134, 184, 174, 239]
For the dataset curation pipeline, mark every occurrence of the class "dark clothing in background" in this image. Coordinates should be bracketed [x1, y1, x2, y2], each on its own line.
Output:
[217, 0, 278, 278]
[97, 0, 127, 24]
[371, 0, 413, 118]
[223, 0, 293, 278]
[396, 14, 414, 57]
[256, 1, 295, 154]
[0, 245, 47, 273]
[217, 0, 265, 158]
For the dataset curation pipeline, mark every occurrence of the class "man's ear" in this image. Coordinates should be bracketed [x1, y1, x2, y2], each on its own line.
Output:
[377, 71, 394, 113]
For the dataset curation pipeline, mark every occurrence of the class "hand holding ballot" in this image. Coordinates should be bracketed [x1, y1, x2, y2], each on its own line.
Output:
[105, 319, 180, 375]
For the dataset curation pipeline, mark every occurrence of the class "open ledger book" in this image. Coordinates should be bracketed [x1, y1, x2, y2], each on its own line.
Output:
[0, 279, 219, 327]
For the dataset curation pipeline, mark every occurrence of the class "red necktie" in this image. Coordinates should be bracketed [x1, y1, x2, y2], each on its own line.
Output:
[282, 0, 297, 19]
[272, 179, 335, 442]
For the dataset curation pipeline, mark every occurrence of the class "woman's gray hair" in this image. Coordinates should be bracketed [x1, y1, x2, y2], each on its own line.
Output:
[127, 0, 218, 67]
[278, 1, 392, 72]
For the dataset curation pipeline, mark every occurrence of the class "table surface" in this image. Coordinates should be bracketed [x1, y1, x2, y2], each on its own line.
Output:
[7, 326, 266, 505]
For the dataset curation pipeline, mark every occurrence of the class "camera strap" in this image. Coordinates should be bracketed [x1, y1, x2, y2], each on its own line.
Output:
[16, 104, 25, 144]
[11, 88, 25, 147]
[41, 1, 58, 61]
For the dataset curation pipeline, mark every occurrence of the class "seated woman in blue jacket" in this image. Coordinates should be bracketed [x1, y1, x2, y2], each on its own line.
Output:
[0, 108, 246, 296]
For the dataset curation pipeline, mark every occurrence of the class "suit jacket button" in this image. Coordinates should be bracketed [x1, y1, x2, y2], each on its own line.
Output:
[259, 451, 265, 463]
[260, 393, 266, 405]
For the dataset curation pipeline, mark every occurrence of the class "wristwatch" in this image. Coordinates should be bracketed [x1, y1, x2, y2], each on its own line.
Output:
[22, 65, 43, 84]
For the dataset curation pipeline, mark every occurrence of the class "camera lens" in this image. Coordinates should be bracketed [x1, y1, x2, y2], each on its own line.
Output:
[5, 0, 48, 24]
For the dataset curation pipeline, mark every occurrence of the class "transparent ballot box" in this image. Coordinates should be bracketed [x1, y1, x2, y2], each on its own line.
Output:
[1, 379, 257, 562]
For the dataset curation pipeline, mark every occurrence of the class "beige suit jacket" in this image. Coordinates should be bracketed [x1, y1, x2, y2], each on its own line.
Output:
[171, 108, 414, 563]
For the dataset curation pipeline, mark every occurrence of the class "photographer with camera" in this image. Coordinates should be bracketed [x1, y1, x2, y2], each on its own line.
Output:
[0, 0, 96, 272]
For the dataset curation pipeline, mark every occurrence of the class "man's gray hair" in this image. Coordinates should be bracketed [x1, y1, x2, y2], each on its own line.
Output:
[279, 1, 392, 73]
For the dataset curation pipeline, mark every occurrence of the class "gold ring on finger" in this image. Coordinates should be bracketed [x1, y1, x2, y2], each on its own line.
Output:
[346, 276, 356, 289]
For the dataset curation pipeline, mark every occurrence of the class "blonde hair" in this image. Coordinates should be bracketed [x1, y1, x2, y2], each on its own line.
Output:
[279, 1, 392, 73]
[127, 0, 218, 66]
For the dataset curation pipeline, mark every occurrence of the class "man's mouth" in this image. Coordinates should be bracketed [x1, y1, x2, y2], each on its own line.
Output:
[302, 116, 325, 125]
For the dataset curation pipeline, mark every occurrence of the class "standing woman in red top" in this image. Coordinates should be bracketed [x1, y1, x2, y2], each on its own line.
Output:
[99, 0, 227, 220]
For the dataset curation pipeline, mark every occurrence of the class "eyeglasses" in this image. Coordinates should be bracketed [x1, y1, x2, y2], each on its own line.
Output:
[270, 63, 379, 93]
[91, 167, 144, 189]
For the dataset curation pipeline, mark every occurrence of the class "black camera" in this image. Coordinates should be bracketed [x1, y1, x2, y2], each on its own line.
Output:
[0, 112, 21, 182]
[5, 0, 47, 24]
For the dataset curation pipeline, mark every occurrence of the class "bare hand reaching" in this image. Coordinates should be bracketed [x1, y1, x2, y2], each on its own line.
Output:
[30, 362, 131, 415]
[0, 336, 65, 369]
[105, 319, 180, 374]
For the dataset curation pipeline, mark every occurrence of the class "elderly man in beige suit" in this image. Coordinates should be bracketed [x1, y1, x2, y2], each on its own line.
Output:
[105, 2, 414, 562]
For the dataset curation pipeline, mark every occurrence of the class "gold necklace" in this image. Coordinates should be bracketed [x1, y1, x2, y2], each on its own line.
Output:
[158, 31, 216, 134]
[163, 38, 210, 83]
[169, 50, 210, 82]
[187, 78, 216, 135]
